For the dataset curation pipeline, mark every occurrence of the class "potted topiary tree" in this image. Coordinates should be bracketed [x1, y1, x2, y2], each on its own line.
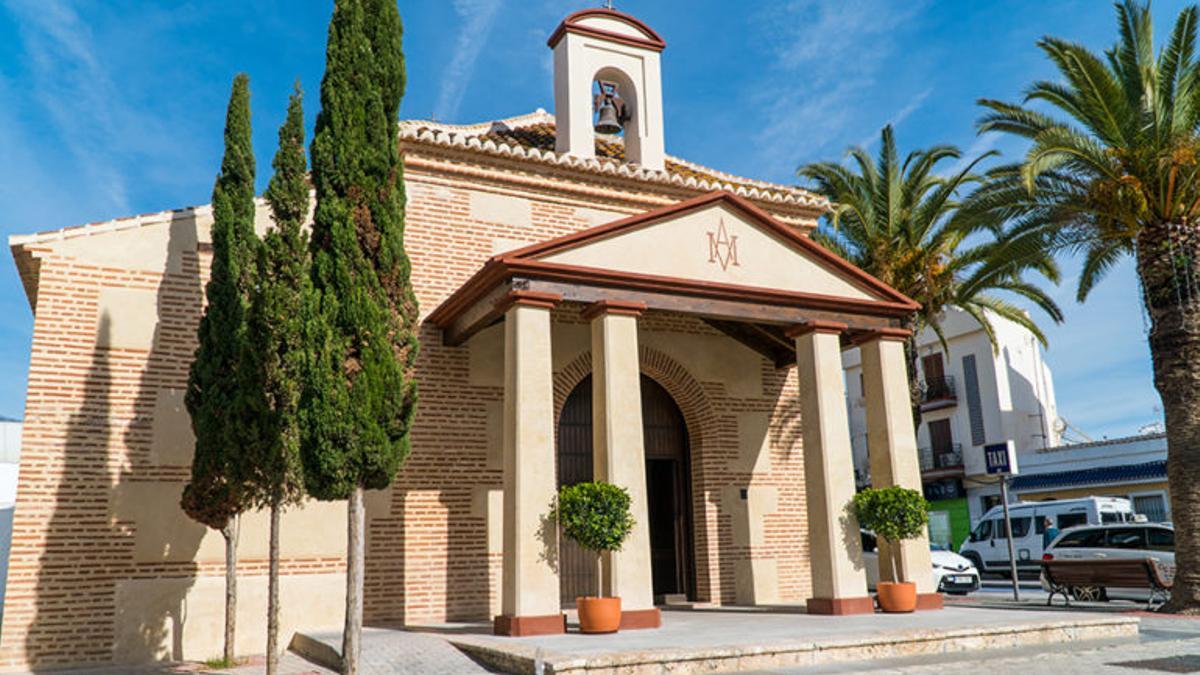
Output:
[852, 486, 930, 613]
[553, 481, 635, 633]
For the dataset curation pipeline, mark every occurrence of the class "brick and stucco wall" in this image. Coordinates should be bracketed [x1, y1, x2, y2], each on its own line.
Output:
[3, 140, 816, 670]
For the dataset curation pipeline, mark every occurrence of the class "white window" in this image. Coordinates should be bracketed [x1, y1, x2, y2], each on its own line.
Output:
[1130, 491, 1169, 523]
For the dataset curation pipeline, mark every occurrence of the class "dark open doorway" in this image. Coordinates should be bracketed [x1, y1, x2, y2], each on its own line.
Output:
[556, 374, 695, 607]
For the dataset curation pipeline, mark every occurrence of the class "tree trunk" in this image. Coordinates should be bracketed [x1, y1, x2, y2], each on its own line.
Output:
[223, 515, 239, 665]
[889, 541, 900, 585]
[903, 331, 924, 432]
[1137, 222, 1200, 613]
[343, 486, 365, 674]
[267, 501, 281, 675]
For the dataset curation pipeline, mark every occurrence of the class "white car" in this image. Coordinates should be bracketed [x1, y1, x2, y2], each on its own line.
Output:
[1039, 523, 1174, 602]
[861, 531, 980, 595]
[959, 496, 1136, 576]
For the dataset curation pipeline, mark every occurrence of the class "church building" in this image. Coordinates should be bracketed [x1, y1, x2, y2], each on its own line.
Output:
[2, 8, 936, 671]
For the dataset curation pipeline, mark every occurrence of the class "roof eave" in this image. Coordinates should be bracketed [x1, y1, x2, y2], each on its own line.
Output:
[10, 242, 41, 312]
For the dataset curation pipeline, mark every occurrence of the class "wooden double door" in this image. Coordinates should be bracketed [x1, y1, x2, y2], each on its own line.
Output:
[557, 374, 695, 606]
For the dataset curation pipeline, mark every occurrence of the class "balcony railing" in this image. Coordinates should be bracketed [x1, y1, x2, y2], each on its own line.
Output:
[919, 375, 957, 408]
[919, 444, 964, 473]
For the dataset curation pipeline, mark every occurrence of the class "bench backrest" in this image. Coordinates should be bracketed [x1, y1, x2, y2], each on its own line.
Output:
[1041, 558, 1170, 589]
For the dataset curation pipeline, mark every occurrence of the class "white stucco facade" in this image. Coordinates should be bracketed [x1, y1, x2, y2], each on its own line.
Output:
[843, 308, 1060, 523]
[0, 420, 20, 503]
[970, 433, 1170, 523]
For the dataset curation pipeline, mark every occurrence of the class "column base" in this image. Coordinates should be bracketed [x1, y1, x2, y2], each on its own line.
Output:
[806, 596, 875, 615]
[917, 593, 944, 610]
[620, 608, 662, 630]
[493, 613, 567, 636]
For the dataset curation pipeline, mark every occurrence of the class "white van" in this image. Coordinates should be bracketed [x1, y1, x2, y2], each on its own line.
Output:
[959, 497, 1136, 575]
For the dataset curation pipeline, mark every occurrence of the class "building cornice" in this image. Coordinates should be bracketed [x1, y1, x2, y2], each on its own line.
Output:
[397, 112, 829, 219]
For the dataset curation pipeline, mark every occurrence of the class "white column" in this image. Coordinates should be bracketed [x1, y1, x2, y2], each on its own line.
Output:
[497, 291, 564, 636]
[860, 330, 937, 599]
[586, 300, 657, 623]
[789, 321, 872, 615]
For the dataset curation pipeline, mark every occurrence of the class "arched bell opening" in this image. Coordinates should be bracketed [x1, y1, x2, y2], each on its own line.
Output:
[591, 66, 643, 163]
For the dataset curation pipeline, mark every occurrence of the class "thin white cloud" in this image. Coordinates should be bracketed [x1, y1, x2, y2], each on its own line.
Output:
[4, 0, 132, 213]
[942, 131, 1003, 176]
[434, 0, 504, 122]
[749, 0, 929, 177]
[853, 86, 934, 151]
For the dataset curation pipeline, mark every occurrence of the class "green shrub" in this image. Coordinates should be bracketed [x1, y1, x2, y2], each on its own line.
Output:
[852, 486, 930, 583]
[553, 481, 635, 553]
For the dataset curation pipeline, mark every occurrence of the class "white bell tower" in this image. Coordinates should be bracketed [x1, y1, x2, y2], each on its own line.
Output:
[548, 7, 666, 172]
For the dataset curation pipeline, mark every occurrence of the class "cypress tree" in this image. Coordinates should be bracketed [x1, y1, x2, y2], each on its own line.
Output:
[302, 1, 417, 672]
[243, 84, 310, 675]
[183, 72, 257, 667]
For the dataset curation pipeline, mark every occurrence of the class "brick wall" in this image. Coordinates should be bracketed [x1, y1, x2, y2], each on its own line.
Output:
[3, 149, 815, 670]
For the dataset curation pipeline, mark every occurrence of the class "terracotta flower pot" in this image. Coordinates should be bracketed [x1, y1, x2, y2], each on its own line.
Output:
[577, 596, 622, 633]
[875, 581, 917, 613]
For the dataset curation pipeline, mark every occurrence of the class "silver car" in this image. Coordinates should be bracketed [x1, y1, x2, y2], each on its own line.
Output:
[1039, 523, 1174, 602]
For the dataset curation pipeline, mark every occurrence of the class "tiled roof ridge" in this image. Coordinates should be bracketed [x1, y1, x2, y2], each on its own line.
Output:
[1035, 431, 1167, 454]
[12, 110, 828, 247]
[398, 110, 829, 210]
[9, 202, 218, 248]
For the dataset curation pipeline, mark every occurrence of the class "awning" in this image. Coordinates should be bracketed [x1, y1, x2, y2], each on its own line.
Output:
[1009, 460, 1167, 493]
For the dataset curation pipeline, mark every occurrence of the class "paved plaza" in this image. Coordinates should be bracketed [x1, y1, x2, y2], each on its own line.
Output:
[275, 602, 1138, 674]
[35, 596, 1200, 674]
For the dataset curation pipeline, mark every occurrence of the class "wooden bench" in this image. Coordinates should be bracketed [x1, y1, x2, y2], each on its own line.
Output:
[1041, 558, 1173, 610]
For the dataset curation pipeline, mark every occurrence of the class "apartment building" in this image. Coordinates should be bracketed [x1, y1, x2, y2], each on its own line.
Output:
[845, 308, 1060, 547]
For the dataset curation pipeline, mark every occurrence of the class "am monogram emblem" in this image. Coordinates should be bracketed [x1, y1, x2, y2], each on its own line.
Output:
[706, 218, 740, 270]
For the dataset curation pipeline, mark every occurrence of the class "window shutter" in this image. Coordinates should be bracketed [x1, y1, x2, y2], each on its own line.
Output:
[962, 354, 986, 445]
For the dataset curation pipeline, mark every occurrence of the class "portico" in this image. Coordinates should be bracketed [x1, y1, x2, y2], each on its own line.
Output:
[428, 191, 937, 636]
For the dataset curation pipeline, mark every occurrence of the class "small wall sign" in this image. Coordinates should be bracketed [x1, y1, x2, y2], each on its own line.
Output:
[983, 440, 1018, 476]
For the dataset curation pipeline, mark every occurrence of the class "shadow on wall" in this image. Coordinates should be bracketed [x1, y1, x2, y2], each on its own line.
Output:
[1002, 345, 1054, 451]
[114, 210, 207, 663]
[25, 209, 206, 670]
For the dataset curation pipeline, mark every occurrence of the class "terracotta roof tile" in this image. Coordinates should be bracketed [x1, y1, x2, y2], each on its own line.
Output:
[474, 122, 727, 185]
[400, 111, 827, 209]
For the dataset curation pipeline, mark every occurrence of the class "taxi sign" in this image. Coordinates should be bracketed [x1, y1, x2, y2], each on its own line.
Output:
[984, 440, 1018, 476]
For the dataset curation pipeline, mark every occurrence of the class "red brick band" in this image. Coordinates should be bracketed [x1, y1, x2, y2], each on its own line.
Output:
[916, 593, 944, 610]
[547, 8, 667, 52]
[619, 607, 662, 630]
[493, 613, 567, 636]
[494, 289, 562, 314]
[806, 596, 875, 615]
[580, 299, 648, 320]
[785, 320, 849, 339]
[853, 327, 912, 344]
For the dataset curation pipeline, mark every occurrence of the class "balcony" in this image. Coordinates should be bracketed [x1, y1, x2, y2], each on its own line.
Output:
[919, 375, 957, 411]
[919, 444, 964, 476]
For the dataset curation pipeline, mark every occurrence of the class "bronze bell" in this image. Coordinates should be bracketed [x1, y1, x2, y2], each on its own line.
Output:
[594, 97, 623, 135]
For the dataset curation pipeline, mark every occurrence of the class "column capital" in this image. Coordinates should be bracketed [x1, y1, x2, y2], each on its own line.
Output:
[494, 290, 562, 313]
[852, 327, 912, 345]
[581, 299, 647, 321]
[785, 320, 849, 339]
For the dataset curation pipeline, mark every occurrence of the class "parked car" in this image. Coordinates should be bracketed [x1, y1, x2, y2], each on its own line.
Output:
[959, 496, 1136, 576]
[861, 531, 980, 595]
[1039, 522, 1175, 602]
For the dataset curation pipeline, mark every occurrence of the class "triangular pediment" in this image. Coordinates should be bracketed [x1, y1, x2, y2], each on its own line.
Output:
[504, 191, 912, 306]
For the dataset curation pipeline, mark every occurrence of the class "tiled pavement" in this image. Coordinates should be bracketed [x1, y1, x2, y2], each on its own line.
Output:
[293, 627, 497, 674]
[25, 652, 335, 675]
[32, 629, 492, 675]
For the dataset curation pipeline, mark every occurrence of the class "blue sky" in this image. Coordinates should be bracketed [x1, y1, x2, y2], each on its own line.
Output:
[0, 0, 1186, 438]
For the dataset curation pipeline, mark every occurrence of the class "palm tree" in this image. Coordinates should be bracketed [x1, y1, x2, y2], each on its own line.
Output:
[961, 0, 1200, 612]
[799, 125, 1063, 425]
